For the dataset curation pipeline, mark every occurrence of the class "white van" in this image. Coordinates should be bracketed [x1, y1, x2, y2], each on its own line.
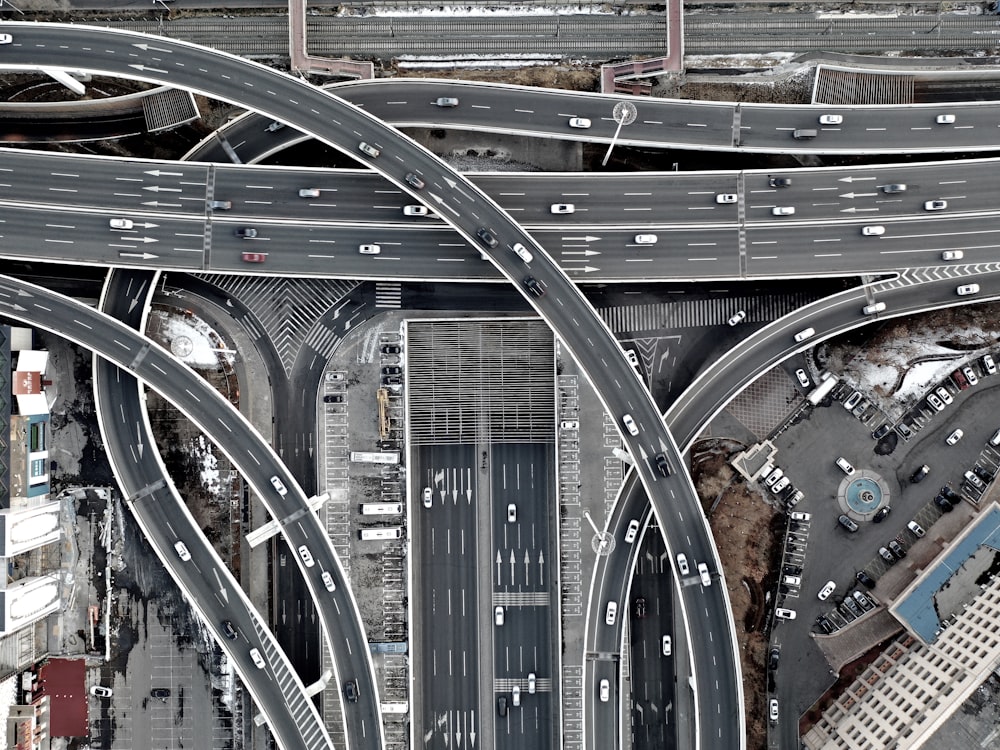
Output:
[862, 302, 886, 315]
[794, 327, 815, 343]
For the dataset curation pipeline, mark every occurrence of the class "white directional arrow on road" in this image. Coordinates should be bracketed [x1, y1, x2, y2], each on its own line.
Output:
[213, 568, 229, 603]
[144, 185, 182, 193]
[496, 550, 502, 584]
[565, 265, 600, 273]
[128, 63, 168, 74]
[839, 192, 878, 199]
[133, 43, 174, 54]
[144, 169, 182, 177]
[562, 235, 602, 242]
[538, 550, 545, 585]
[140, 201, 181, 208]
[838, 176, 877, 183]
[509, 549, 516, 584]
[841, 207, 879, 214]
[118, 251, 159, 260]
[442, 177, 475, 202]
[523, 549, 530, 585]
[561, 249, 601, 256]
[469, 711, 477, 748]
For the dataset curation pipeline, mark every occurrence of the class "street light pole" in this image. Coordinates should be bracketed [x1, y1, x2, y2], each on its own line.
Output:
[602, 101, 637, 167]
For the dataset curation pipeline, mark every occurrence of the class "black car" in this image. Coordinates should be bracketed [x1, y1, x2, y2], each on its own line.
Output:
[381, 344, 401, 355]
[769, 647, 780, 670]
[782, 564, 802, 576]
[151, 688, 171, 701]
[940, 485, 960, 501]
[872, 423, 892, 440]
[769, 176, 792, 188]
[221, 620, 238, 640]
[323, 394, 343, 403]
[523, 276, 546, 298]
[872, 506, 891, 523]
[382, 366, 402, 376]
[497, 695, 508, 717]
[382, 376, 401, 386]
[344, 680, 359, 703]
[235, 227, 258, 239]
[654, 452, 672, 477]
[888, 539, 907, 558]
[974, 465, 995, 483]
[475, 226, 499, 249]
[910, 464, 930, 483]
[635, 597, 646, 618]
[404, 172, 426, 190]
[856, 570, 876, 589]
[934, 494, 954, 512]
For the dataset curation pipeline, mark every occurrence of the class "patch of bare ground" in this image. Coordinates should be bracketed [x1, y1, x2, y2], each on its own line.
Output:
[394, 65, 600, 92]
[691, 437, 782, 750]
[677, 73, 813, 104]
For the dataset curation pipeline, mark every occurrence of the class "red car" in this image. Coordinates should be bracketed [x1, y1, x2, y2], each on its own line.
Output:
[241, 251, 267, 263]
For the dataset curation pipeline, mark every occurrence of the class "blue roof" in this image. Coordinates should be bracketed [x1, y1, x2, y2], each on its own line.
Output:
[893, 505, 1000, 643]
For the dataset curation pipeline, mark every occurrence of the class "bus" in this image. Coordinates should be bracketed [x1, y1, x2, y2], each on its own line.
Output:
[360, 503, 402, 516]
[359, 527, 402, 541]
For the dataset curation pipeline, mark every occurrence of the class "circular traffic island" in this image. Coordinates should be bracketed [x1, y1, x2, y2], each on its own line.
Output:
[838, 469, 892, 523]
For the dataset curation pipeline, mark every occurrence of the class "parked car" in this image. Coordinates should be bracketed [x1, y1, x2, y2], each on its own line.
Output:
[856, 570, 876, 589]
[936, 387, 953, 405]
[934, 494, 954, 512]
[838, 514, 859, 532]
[878, 546, 896, 563]
[872, 423, 892, 440]
[888, 540, 907, 559]
[910, 464, 930, 483]
[926, 393, 945, 412]
[817, 580, 836, 600]
[983, 354, 997, 375]
[946, 429, 964, 445]
[873, 506, 891, 523]
[91, 685, 113, 697]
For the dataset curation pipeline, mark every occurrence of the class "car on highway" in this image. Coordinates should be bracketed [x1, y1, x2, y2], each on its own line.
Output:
[622, 414, 639, 436]
[838, 514, 859, 532]
[298, 188, 320, 198]
[422, 487, 433, 508]
[861, 225, 885, 237]
[265, 121, 286, 132]
[946, 429, 964, 445]
[497, 695, 508, 716]
[957, 284, 980, 296]
[856, 570, 876, 589]
[662, 635, 672, 656]
[794, 327, 815, 343]
[109, 218, 133, 230]
[818, 580, 836, 600]
[924, 200, 947, 211]
[174, 541, 191, 561]
[698, 562, 712, 587]
[605, 601, 617, 625]
[795, 369, 810, 388]
[625, 519, 640, 543]
[676, 554, 689, 576]
[873, 506, 891, 523]
[495, 606, 504, 626]
[209, 200, 232, 210]
[942, 250, 964, 261]
[634, 234, 657, 245]
[935, 387, 953, 405]
[403, 205, 434, 216]
[241, 252, 267, 263]
[358, 244, 381, 255]
[819, 114, 843, 125]
[321, 571, 336, 592]
[882, 184, 907, 193]
[727, 310, 746, 326]
[404, 172, 426, 190]
[344, 680, 359, 703]
[926, 392, 945, 411]
[599, 679, 610, 702]
[769, 176, 792, 188]
[507, 503, 517, 522]
[270, 476, 287, 495]
[235, 227, 258, 239]
[222, 620, 238, 640]
[716, 193, 738, 204]
[568, 117, 591, 129]
[836, 457, 855, 475]
[550, 203, 575, 214]
[936, 113, 956, 124]
[772, 206, 795, 216]
[298, 545, 315, 567]
[358, 141, 380, 158]
[511, 685, 521, 706]
[774, 608, 796, 620]
[511, 243, 533, 263]
[654, 452, 672, 477]
[523, 276, 546, 298]
[433, 97, 459, 107]
[0, 34, 12, 45]
[476, 227, 499, 248]
[634, 597, 646, 618]
[91, 685, 112, 697]
[527, 672, 536, 694]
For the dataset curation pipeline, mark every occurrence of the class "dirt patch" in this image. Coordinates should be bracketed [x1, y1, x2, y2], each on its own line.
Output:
[393, 65, 600, 92]
[691, 438, 782, 750]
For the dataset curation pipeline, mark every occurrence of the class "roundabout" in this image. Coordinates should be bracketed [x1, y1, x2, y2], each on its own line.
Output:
[838, 469, 892, 521]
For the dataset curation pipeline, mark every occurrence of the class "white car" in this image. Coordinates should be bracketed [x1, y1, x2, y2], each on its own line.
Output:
[433, 97, 459, 107]
[963, 366, 979, 386]
[727, 310, 746, 327]
[512, 686, 521, 707]
[507, 503, 517, 522]
[422, 487, 433, 508]
[818, 580, 836, 601]
[109, 218, 133, 230]
[764, 467, 784, 487]
[0, 34, 12, 45]
[676, 553, 689, 576]
[174, 541, 191, 561]
[358, 141, 380, 158]
[270, 475, 287, 495]
[622, 414, 639, 436]
[984, 354, 997, 375]
[772, 206, 795, 216]
[927, 392, 945, 411]
[511, 243, 533, 263]
[550, 203, 575, 214]
[924, 200, 947, 211]
[599, 678, 610, 702]
[90, 685, 113, 697]
[634, 234, 657, 245]
[794, 327, 815, 343]
[527, 673, 536, 694]
[946, 429, 964, 445]
[861, 225, 885, 236]
[321, 571, 336, 592]
[297, 545, 315, 568]
[298, 188, 320, 198]
[662, 635, 672, 656]
[936, 114, 956, 124]
[715, 193, 738, 204]
[942, 250, 964, 261]
[359, 244, 381, 255]
[957, 283, 980, 296]
[836, 457, 855, 476]
[495, 606, 505, 626]
[625, 349, 640, 369]
[568, 117, 591, 129]
[403, 205, 433, 217]
[698, 562, 711, 587]
[795, 369, 810, 388]
[605, 601, 617, 625]
[772, 476, 790, 494]
[560, 420, 579, 430]
[936, 387, 953, 405]
[249, 648, 266, 669]
[774, 608, 797, 620]
[624, 519, 640, 544]
[769, 698, 779, 723]
[819, 114, 843, 125]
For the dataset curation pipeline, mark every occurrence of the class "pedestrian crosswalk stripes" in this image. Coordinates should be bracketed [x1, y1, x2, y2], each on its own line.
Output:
[598, 293, 814, 334]
[375, 281, 402, 308]
[492, 591, 550, 606]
